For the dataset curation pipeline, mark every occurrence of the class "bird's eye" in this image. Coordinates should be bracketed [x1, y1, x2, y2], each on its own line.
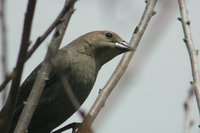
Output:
[105, 32, 113, 38]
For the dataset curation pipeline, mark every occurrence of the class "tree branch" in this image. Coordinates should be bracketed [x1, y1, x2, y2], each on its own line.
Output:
[76, 0, 157, 132]
[0, 1, 36, 132]
[25, 0, 77, 61]
[0, 0, 77, 93]
[0, 0, 8, 105]
[178, 0, 200, 116]
[13, 1, 76, 132]
[0, 72, 15, 92]
[0, 0, 8, 79]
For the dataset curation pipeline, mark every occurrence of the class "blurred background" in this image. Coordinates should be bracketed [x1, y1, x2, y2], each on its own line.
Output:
[0, 0, 200, 132]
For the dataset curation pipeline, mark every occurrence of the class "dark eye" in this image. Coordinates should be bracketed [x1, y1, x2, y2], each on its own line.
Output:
[105, 32, 113, 38]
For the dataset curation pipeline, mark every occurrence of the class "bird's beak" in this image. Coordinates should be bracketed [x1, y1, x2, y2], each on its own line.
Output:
[115, 41, 133, 51]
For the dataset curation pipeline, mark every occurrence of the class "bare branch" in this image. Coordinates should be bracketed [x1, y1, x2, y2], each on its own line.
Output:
[0, 0, 8, 78]
[77, 0, 157, 132]
[0, 0, 77, 93]
[13, 1, 76, 132]
[25, 0, 77, 61]
[0, 0, 8, 105]
[0, 1, 36, 132]
[178, 0, 200, 116]
[0, 71, 16, 93]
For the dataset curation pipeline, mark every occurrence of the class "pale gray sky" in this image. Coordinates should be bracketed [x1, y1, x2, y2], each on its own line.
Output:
[1, 0, 200, 133]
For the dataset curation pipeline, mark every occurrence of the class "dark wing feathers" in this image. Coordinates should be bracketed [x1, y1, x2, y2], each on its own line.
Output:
[13, 63, 58, 118]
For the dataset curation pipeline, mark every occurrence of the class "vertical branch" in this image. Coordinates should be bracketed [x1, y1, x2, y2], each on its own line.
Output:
[178, 0, 200, 115]
[13, 1, 76, 133]
[0, 0, 8, 104]
[0, 0, 8, 78]
[0, 1, 36, 132]
[77, 0, 157, 132]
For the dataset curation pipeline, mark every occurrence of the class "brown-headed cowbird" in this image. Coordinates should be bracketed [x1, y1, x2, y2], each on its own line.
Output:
[8, 31, 132, 133]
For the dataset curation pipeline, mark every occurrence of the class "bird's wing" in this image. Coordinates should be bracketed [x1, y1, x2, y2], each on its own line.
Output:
[13, 64, 40, 116]
[13, 50, 69, 117]
[13, 63, 58, 117]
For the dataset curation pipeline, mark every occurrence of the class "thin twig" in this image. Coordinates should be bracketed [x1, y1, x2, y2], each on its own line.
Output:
[183, 88, 194, 133]
[76, 0, 157, 132]
[0, 0, 77, 93]
[0, 0, 8, 105]
[13, 1, 76, 133]
[25, 0, 77, 61]
[0, 71, 15, 92]
[0, 1, 36, 132]
[178, 0, 200, 116]
[0, 0, 8, 79]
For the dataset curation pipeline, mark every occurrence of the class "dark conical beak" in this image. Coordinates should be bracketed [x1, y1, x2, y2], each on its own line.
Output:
[115, 41, 133, 51]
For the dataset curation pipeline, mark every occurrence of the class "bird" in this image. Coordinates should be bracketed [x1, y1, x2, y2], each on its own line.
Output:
[8, 30, 132, 133]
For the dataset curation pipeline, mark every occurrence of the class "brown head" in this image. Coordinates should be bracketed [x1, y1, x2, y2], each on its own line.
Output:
[70, 30, 132, 67]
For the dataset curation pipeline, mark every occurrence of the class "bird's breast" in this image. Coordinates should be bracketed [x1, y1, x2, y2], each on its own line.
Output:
[66, 56, 98, 104]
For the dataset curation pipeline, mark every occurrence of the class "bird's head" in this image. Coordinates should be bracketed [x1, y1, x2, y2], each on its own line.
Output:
[76, 30, 132, 67]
